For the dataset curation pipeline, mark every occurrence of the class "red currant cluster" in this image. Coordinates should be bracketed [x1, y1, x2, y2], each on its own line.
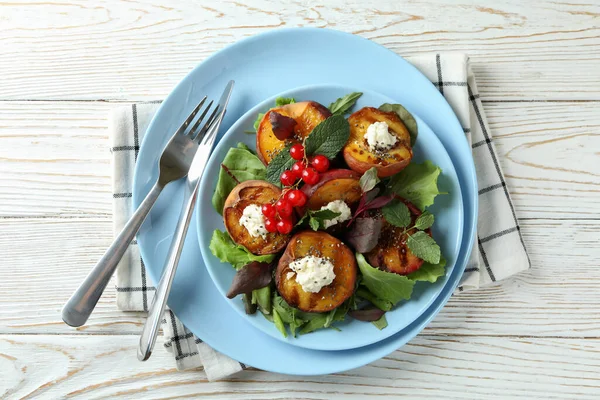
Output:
[261, 143, 331, 235]
[280, 143, 330, 186]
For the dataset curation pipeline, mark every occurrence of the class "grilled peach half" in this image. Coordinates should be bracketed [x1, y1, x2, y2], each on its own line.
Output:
[300, 169, 362, 211]
[276, 231, 357, 313]
[343, 107, 413, 177]
[256, 101, 331, 165]
[223, 180, 289, 255]
[365, 200, 431, 275]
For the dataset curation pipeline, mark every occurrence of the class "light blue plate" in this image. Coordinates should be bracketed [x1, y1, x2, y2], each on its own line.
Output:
[198, 84, 464, 351]
[133, 28, 477, 375]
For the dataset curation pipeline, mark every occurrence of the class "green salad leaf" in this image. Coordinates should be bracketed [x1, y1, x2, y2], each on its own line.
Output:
[388, 161, 445, 211]
[356, 253, 415, 305]
[372, 315, 388, 330]
[355, 287, 392, 311]
[359, 167, 380, 193]
[406, 231, 441, 264]
[265, 143, 295, 186]
[407, 255, 447, 283]
[381, 199, 411, 228]
[379, 103, 418, 146]
[275, 97, 296, 106]
[328, 92, 363, 115]
[414, 211, 435, 230]
[211, 143, 266, 214]
[252, 112, 265, 131]
[209, 230, 275, 270]
[303, 115, 350, 159]
[272, 309, 287, 338]
[252, 286, 272, 315]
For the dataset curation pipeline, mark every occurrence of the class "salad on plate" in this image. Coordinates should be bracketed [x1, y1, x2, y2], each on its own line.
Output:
[209, 92, 447, 337]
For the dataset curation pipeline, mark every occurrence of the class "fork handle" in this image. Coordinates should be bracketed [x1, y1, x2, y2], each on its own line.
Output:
[62, 182, 164, 327]
[138, 180, 198, 361]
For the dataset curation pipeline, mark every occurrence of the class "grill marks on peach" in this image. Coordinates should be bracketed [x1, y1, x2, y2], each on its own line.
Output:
[276, 231, 357, 313]
[343, 107, 413, 177]
[223, 181, 290, 255]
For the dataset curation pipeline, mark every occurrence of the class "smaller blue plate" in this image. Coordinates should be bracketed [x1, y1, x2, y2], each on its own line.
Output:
[197, 84, 463, 351]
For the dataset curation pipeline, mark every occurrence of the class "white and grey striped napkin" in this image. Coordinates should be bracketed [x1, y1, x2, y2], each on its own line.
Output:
[108, 53, 530, 380]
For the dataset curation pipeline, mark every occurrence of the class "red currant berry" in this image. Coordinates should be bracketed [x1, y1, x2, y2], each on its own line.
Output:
[311, 155, 330, 173]
[291, 161, 306, 178]
[289, 143, 305, 160]
[301, 167, 320, 185]
[264, 217, 278, 233]
[276, 218, 293, 234]
[275, 198, 293, 218]
[280, 170, 296, 186]
[287, 189, 307, 207]
[261, 203, 276, 218]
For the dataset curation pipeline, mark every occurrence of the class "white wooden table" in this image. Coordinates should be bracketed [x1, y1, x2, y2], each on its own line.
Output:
[1, 1, 599, 398]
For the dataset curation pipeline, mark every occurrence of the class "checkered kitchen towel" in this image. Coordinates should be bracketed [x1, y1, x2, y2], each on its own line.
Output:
[108, 53, 530, 380]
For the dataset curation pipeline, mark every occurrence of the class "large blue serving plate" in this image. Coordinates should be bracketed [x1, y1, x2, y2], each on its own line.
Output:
[198, 84, 464, 351]
[133, 28, 477, 375]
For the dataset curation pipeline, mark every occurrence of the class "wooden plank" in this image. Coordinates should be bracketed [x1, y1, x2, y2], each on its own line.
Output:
[0, 0, 599, 101]
[0, 217, 597, 336]
[2, 334, 599, 399]
[1, 101, 598, 219]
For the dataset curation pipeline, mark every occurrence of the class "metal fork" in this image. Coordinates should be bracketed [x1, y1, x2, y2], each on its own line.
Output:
[137, 81, 234, 361]
[62, 82, 233, 328]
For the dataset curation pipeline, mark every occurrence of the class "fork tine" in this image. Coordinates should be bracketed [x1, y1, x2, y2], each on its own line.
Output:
[174, 96, 207, 136]
[185, 100, 214, 137]
[191, 104, 220, 142]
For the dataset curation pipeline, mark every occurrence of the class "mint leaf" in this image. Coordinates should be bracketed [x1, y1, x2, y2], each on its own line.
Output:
[414, 211, 434, 230]
[304, 115, 350, 159]
[328, 92, 363, 115]
[407, 231, 441, 264]
[209, 230, 275, 269]
[407, 255, 446, 283]
[253, 112, 265, 131]
[309, 209, 341, 230]
[265, 144, 295, 186]
[372, 314, 388, 330]
[275, 97, 296, 106]
[382, 199, 411, 228]
[356, 253, 415, 305]
[359, 167, 380, 193]
[389, 161, 445, 211]
[212, 144, 266, 214]
[379, 103, 418, 146]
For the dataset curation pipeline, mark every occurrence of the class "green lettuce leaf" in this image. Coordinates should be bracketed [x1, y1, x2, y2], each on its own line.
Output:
[272, 309, 288, 338]
[388, 160, 445, 211]
[211, 143, 266, 214]
[209, 230, 275, 270]
[407, 255, 447, 283]
[372, 314, 388, 330]
[252, 286, 272, 315]
[356, 253, 415, 305]
[379, 103, 418, 146]
[275, 97, 296, 106]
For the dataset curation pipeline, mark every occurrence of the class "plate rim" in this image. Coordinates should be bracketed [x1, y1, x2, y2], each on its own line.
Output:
[197, 83, 465, 351]
[132, 27, 478, 375]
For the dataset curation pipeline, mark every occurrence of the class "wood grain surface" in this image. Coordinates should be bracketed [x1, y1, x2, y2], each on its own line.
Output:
[1, 0, 598, 398]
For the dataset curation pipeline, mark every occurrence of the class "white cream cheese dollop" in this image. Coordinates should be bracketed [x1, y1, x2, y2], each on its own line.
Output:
[320, 200, 352, 228]
[288, 256, 336, 293]
[239, 204, 268, 239]
[364, 121, 397, 152]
